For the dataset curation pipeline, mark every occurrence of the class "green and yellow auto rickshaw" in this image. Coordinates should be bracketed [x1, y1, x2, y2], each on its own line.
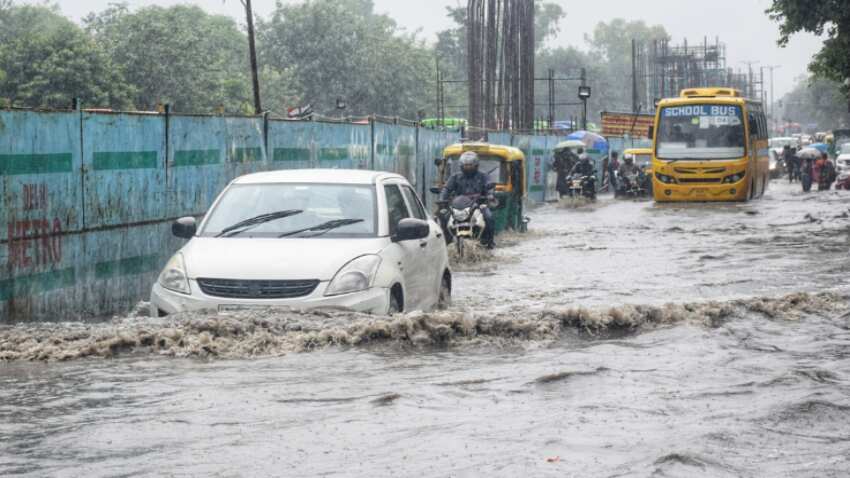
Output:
[433, 142, 527, 233]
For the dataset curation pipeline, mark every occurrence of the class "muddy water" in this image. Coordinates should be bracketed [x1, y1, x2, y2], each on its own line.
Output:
[2, 182, 850, 477]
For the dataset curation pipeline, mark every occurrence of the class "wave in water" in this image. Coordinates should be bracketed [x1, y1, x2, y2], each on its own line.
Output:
[0, 292, 844, 362]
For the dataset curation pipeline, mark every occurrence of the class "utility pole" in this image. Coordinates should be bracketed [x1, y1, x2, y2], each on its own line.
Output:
[244, 0, 262, 115]
[631, 38, 638, 113]
[740, 61, 759, 99]
[762, 65, 781, 123]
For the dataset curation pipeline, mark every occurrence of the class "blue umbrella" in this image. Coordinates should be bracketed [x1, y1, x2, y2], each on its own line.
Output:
[809, 143, 829, 154]
[565, 131, 609, 156]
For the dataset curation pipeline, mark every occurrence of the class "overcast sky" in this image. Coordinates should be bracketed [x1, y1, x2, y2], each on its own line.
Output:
[40, 0, 823, 97]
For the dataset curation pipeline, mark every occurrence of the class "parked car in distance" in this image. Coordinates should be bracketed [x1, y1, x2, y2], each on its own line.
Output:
[834, 144, 850, 190]
[151, 169, 451, 317]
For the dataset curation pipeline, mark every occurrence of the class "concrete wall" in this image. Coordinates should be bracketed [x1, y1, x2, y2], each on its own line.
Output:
[0, 108, 588, 322]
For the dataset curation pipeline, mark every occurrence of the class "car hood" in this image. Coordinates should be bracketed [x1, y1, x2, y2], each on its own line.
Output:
[181, 237, 388, 281]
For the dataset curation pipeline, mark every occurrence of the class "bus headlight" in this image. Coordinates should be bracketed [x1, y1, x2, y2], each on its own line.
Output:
[655, 173, 677, 184]
[722, 172, 746, 184]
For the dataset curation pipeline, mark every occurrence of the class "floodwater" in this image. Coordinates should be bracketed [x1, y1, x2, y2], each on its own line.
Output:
[2, 182, 850, 477]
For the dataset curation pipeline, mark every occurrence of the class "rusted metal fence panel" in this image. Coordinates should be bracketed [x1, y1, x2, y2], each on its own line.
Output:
[82, 112, 166, 227]
[268, 120, 316, 170]
[416, 129, 461, 208]
[373, 122, 417, 183]
[313, 122, 371, 170]
[166, 115, 228, 217]
[1, 110, 83, 322]
[81, 223, 177, 318]
[487, 132, 512, 146]
[222, 116, 268, 180]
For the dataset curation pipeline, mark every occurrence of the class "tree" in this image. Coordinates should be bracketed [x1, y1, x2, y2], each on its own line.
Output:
[768, 0, 850, 109]
[258, 0, 433, 118]
[585, 19, 669, 115]
[0, 4, 133, 109]
[85, 4, 252, 113]
[779, 76, 850, 129]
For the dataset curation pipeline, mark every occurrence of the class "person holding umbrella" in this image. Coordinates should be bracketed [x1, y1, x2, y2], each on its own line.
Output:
[797, 147, 820, 192]
[815, 151, 837, 191]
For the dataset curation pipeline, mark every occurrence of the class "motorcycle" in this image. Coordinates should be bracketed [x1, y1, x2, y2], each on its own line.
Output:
[440, 195, 489, 259]
[567, 174, 596, 201]
[616, 171, 648, 198]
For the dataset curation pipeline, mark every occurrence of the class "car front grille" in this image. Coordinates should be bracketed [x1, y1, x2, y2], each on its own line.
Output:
[197, 278, 319, 299]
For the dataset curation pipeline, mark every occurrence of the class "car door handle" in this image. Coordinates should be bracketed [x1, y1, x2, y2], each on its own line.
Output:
[419, 240, 428, 248]
[435, 232, 443, 238]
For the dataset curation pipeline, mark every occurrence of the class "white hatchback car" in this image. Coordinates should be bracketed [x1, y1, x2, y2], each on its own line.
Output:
[150, 170, 451, 317]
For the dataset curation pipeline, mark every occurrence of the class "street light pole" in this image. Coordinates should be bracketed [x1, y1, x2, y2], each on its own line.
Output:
[244, 0, 262, 115]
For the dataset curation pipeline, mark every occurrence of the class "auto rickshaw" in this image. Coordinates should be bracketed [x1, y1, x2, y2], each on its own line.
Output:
[432, 142, 527, 234]
[623, 147, 653, 196]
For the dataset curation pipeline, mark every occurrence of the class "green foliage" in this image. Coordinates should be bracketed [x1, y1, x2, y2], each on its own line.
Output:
[257, 0, 433, 117]
[584, 19, 669, 116]
[768, 0, 850, 97]
[779, 76, 850, 128]
[85, 3, 252, 113]
[0, 4, 133, 109]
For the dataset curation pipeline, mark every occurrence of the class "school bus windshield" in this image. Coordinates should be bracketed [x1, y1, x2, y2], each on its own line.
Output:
[656, 105, 745, 160]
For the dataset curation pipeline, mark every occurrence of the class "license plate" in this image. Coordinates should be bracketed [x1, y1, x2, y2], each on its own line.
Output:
[693, 188, 707, 196]
[218, 304, 273, 313]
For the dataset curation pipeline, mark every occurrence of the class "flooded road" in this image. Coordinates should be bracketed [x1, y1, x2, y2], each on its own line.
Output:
[2, 182, 850, 477]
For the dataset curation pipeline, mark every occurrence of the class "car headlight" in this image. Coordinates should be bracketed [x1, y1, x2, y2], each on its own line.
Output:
[452, 208, 470, 222]
[722, 172, 746, 184]
[158, 252, 191, 295]
[655, 173, 677, 184]
[325, 254, 382, 296]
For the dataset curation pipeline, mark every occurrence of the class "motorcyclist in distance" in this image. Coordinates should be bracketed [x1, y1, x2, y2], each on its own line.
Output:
[568, 153, 597, 199]
[617, 154, 641, 194]
[569, 152, 595, 177]
[439, 151, 496, 249]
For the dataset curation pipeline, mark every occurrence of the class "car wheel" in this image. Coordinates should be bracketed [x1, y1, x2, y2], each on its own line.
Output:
[388, 290, 402, 315]
[437, 274, 451, 310]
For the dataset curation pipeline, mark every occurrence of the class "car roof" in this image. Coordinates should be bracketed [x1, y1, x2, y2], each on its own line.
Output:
[232, 169, 405, 185]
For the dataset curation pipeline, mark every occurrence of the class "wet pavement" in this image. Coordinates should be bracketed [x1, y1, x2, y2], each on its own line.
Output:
[2, 181, 850, 477]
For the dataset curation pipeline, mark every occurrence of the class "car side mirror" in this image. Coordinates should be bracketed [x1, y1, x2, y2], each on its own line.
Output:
[486, 182, 496, 190]
[434, 158, 443, 166]
[393, 218, 430, 242]
[172, 217, 197, 239]
[647, 125, 654, 140]
[429, 187, 442, 194]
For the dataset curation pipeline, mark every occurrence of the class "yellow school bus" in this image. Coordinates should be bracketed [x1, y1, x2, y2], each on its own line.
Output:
[651, 88, 770, 202]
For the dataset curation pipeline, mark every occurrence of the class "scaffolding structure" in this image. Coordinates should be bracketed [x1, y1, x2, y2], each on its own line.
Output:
[636, 37, 763, 112]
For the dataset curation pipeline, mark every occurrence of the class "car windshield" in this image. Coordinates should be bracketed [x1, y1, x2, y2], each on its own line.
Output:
[201, 183, 377, 238]
[840, 143, 850, 155]
[656, 104, 745, 160]
[448, 154, 506, 184]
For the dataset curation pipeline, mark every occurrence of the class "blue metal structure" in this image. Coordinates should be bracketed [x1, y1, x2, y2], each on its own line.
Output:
[0, 109, 581, 322]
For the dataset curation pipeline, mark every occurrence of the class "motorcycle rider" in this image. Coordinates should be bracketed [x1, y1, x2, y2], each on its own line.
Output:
[616, 154, 641, 195]
[568, 153, 597, 198]
[439, 151, 496, 249]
